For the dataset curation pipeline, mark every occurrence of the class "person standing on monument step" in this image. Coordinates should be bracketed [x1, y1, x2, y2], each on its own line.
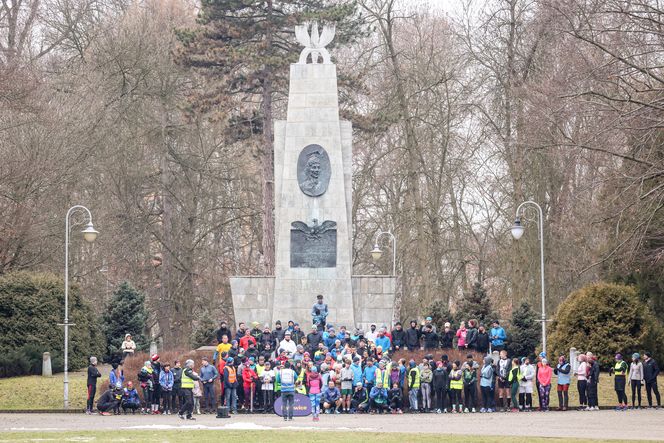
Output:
[312, 294, 329, 331]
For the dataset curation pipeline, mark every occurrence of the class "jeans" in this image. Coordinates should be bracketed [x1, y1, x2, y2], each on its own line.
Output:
[481, 386, 492, 409]
[203, 382, 216, 411]
[224, 387, 238, 412]
[282, 391, 294, 419]
[408, 387, 419, 410]
[420, 383, 431, 409]
[309, 393, 321, 417]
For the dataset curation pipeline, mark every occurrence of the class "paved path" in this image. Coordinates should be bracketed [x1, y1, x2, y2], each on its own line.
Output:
[2, 410, 663, 440]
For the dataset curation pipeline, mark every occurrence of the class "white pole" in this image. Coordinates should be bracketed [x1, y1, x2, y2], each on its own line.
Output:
[515, 201, 546, 354]
[63, 205, 94, 409]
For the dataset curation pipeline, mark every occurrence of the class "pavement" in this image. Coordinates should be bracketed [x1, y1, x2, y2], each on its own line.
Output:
[2, 409, 664, 440]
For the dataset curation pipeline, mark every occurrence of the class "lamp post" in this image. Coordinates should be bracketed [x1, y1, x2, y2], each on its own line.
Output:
[510, 201, 547, 354]
[63, 205, 98, 409]
[370, 230, 396, 276]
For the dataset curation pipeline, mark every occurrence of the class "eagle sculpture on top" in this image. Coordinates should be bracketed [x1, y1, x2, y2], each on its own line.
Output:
[291, 219, 337, 241]
[295, 21, 335, 64]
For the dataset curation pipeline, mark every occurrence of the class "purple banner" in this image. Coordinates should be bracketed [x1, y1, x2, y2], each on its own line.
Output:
[273, 393, 312, 417]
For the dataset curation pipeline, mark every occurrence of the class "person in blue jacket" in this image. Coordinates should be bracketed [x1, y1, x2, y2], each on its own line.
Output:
[369, 380, 389, 413]
[554, 354, 571, 410]
[159, 363, 175, 414]
[374, 328, 392, 351]
[122, 381, 141, 414]
[363, 358, 377, 392]
[490, 321, 507, 352]
[350, 356, 363, 387]
[322, 380, 342, 413]
[109, 362, 125, 387]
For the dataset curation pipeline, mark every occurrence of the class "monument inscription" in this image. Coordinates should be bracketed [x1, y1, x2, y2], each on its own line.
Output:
[290, 219, 337, 268]
[297, 144, 331, 197]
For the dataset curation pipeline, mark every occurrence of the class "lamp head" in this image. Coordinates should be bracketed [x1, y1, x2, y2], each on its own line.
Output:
[511, 217, 525, 240]
[371, 245, 382, 261]
[82, 223, 99, 243]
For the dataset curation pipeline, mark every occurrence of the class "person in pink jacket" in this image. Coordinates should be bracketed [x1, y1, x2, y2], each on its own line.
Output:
[537, 358, 553, 411]
[307, 366, 323, 421]
[456, 321, 467, 349]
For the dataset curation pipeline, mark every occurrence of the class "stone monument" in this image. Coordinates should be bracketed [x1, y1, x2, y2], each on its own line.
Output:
[230, 23, 396, 329]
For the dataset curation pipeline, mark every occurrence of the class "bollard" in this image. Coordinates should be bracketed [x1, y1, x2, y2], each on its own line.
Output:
[491, 350, 499, 365]
[150, 341, 158, 356]
[570, 347, 579, 373]
[42, 352, 52, 377]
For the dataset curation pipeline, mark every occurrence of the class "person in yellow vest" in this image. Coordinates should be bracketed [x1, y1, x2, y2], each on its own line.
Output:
[178, 359, 200, 420]
[407, 360, 421, 412]
[449, 360, 464, 413]
[610, 353, 629, 411]
[508, 358, 521, 412]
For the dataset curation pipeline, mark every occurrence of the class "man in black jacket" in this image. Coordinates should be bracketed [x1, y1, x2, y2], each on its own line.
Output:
[405, 321, 421, 351]
[432, 360, 449, 413]
[86, 356, 102, 414]
[216, 321, 232, 344]
[272, 320, 286, 348]
[390, 322, 406, 352]
[644, 352, 661, 408]
[306, 325, 323, 354]
[475, 325, 490, 354]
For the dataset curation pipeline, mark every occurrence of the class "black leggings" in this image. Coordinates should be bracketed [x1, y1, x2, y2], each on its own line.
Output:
[646, 380, 661, 407]
[577, 380, 587, 406]
[631, 380, 642, 407]
[434, 389, 446, 410]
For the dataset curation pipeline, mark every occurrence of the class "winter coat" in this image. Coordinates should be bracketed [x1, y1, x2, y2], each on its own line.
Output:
[405, 327, 421, 349]
[390, 328, 406, 349]
[475, 332, 490, 353]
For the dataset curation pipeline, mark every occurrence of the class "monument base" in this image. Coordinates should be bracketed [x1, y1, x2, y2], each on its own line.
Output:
[230, 275, 396, 329]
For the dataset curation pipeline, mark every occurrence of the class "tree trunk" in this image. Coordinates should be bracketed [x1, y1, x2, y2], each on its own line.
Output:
[261, 0, 275, 275]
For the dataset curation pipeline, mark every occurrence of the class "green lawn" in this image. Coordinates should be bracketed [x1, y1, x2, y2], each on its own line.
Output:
[0, 370, 661, 410]
[0, 430, 651, 443]
[0, 371, 88, 410]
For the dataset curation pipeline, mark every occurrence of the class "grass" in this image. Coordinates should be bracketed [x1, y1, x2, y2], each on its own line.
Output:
[0, 430, 652, 443]
[0, 367, 661, 411]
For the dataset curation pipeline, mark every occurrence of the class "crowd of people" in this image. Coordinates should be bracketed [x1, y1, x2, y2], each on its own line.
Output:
[85, 297, 662, 420]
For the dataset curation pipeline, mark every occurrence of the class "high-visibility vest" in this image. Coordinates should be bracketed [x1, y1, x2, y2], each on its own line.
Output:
[614, 361, 627, 377]
[181, 370, 195, 389]
[226, 367, 237, 384]
[409, 367, 421, 388]
[450, 370, 463, 389]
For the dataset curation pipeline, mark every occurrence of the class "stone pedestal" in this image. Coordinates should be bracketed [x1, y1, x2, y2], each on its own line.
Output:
[42, 352, 52, 377]
[230, 32, 396, 330]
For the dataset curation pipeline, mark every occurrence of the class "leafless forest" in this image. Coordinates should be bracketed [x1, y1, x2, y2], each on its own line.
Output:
[1, 0, 662, 346]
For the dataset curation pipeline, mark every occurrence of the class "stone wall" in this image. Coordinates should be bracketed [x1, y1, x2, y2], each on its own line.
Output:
[352, 276, 396, 329]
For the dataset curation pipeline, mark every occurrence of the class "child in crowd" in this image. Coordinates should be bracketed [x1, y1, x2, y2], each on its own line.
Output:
[193, 379, 203, 415]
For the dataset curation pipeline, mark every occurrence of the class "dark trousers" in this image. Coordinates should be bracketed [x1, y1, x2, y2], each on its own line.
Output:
[587, 382, 599, 407]
[434, 388, 446, 410]
[179, 388, 194, 418]
[86, 384, 97, 411]
[203, 382, 216, 411]
[631, 380, 642, 407]
[142, 388, 152, 410]
[153, 385, 161, 407]
[97, 400, 118, 412]
[161, 389, 174, 412]
[646, 380, 661, 407]
[282, 392, 294, 419]
[463, 384, 477, 409]
[263, 390, 274, 412]
[481, 386, 492, 409]
[577, 380, 587, 406]
[389, 397, 402, 411]
[122, 403, 140, 413]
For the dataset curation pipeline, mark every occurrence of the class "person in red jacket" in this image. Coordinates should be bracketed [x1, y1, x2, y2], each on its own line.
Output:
[242, 361, 259, 410]
[239, 329, 257, 351]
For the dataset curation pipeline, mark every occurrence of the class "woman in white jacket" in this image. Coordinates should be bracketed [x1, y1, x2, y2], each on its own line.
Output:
[629, 353, 644, 409]
[519, 357, 535, 411]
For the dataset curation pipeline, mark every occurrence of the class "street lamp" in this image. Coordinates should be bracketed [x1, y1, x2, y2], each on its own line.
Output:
[511, 201, 547, 354]
[62, 205, 98, 409]
[370, 230, 396, 276]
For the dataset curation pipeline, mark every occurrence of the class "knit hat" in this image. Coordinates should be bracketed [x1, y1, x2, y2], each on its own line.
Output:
[615, 353, 622, 360]
[632, 353, 640, 360]
[226, 357, 234, 364]
[151, 354, 159, 361]
[539, 352, 546, 358]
